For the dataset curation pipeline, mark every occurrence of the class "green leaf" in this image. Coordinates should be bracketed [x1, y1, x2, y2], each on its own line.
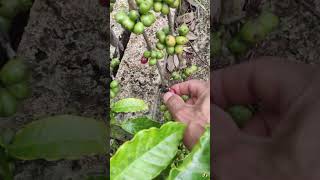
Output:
[111, 98, 148, 113]
[8, 115, 108, 161]
[168, 127, 210, 180]
[121, 116, 161, 134]
[110, 122, 186, 180]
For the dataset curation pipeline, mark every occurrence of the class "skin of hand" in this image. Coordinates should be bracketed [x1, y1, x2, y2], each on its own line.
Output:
[212, 56, 320, 180]
[163, 80, 210, 149]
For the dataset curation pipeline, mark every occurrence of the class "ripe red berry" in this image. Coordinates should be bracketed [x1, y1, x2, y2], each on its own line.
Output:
[141, 57, 148, 64]
[99, 0, 109, 7]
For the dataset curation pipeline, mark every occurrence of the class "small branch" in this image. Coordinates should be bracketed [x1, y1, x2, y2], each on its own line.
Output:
[167, 10, 174, 34]
[142, 32, 152, 50]
[188, 41, 209, 66]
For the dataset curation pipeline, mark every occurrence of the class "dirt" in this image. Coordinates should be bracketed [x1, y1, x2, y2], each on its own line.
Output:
[0, 0, 108, 179]
[212, 0, 320, 70]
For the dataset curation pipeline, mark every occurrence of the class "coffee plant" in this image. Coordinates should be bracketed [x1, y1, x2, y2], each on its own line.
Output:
[110, 0, 210, 179]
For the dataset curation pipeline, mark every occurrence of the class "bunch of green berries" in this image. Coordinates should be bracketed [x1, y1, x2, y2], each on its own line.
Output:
[110, 80, 120, 98]
[156, 24, 189, 55]
[110, 58, 120, 71]
[142, 50, 164, 66]
[171, 65, 198, 80]
[0, 58, 31, 117]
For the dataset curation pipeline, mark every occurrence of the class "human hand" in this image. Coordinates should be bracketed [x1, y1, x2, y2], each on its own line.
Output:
[163, 80, 210, 149]
[212, 57, 320, 180]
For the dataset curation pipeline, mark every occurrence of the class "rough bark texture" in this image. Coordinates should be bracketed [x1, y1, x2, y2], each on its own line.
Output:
[0, 0, 109, 179]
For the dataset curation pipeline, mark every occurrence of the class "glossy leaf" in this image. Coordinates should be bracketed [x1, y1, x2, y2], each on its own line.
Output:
[121, 116, 161, 134]
[8, 115, 108, 160]
[110, 122, 186, 180]
[168, 127, 210, 180]
[111, 98, 148, 113]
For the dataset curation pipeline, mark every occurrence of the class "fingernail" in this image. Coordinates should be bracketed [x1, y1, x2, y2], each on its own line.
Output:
[163, 92, 174, 103]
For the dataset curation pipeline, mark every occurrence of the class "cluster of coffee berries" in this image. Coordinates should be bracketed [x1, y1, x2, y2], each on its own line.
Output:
[115, 9, 155, 34]
[151, 0, 180, 15]
[156, 24, 189, 55]
[0, 58, 31, 117]
[228, 11, 279, 55]
[110, 80, 120, 98]
[141, 50, 164, 65]
[110, 58, 120, 71]
[0, 0, 32, 32]
[171, 65, 198, 80]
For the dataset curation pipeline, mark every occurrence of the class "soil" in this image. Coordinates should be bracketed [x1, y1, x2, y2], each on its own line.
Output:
[0, 0, 108, 179]
[212, 0, 320, 70]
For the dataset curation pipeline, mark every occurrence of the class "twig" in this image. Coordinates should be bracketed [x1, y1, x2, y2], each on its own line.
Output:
[295, 0, 320, 20]
[0, 30, 16, 59]
[187, 41, 209, 66]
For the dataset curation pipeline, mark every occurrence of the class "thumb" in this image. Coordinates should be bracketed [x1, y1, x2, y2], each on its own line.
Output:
[163, 92, 186, 114]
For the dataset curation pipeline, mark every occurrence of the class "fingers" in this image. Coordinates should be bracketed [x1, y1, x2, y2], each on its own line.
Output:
[212, 57, 316, 113]
[163, 92, 187, 115]
[171, 80, 208, 97]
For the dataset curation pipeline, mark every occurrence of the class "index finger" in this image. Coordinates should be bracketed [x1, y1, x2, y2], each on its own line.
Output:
[171, 80, 208, 97]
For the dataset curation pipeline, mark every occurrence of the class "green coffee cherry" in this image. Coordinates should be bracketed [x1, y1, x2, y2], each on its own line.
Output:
[164, 110, 172, 122]
[128, 10, 139, 21]
[7, 81, 31, 100]
[149, 58, 157, 66]
[156, 51, 164, 59]
[122, 18, 135, 31]
[171, 0, 180, 8]
[115, 11, 128, 24]
[139, 1, 152, 14]
[178, 24, 189, 36]
[160, 104, 167, 112]
[111, 58, 120, 68]
[174, 45, 184, 54]
[156, 30, 166, 43]
[133, 22, 145, 34]
[0, 58, 29, 85]
[110, 80, 119, 89]
[153, 2, 163, 12]
[161, 3, 170, 15]
[113, 87, 121, 95]
[228, 36, 248, 55]
[141, 12, 155, 27]
[175, 36, 188, 45]
[143, 50, 151, 58]
[227, 105, 253, 128]
[181, 95, 189, 102]
[151, 51, 158, 58]
[0, 88, 17, 117]
[166, 35, 176, 47]
[171, 71, 182, 80]
[162, 26, 170, 35]
[240, 20, 266, 44]
[190, 65, 198, 73]
[156, 42, 165, 50]
[110, 90, 116, 98]
[166, 47, 175, 55]
[258, 11, 279, 33]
